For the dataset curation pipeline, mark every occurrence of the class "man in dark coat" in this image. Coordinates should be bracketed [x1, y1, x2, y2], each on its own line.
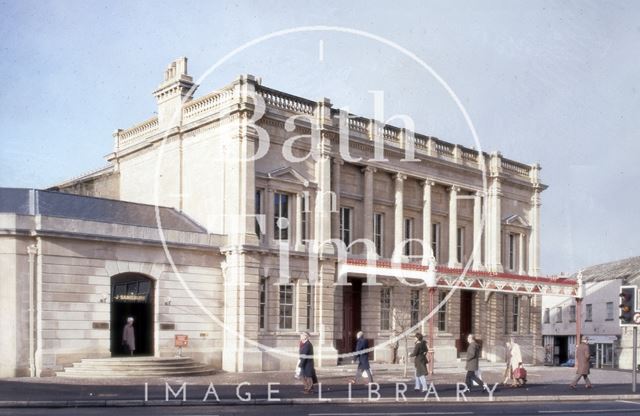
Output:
[298, 332, 317, 394]
[351, 331, 373, 383]
[122, 317, 135, 356]
[409, 333, 429, 391]
[570, 336, 593, 389]
[465, 334, 487, 391]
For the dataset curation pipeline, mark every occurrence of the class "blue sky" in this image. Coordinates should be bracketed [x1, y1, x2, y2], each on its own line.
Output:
[1, 0, 638, 275]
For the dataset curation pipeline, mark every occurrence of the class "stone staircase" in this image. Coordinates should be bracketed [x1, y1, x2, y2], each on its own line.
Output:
[56, 357, 216, 378]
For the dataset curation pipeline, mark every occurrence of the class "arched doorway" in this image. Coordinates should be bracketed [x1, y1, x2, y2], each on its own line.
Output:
[110, 273, 154, 357]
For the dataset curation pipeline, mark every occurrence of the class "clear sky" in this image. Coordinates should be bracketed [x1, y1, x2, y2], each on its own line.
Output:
[1, 0, 638, 275]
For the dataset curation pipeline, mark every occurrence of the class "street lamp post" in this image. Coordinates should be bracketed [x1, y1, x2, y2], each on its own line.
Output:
[426, 257, 437, 375]
[575, 271, 585, 347]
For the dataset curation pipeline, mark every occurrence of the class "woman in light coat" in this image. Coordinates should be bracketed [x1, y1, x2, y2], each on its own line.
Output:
[509, 340, 523, 386]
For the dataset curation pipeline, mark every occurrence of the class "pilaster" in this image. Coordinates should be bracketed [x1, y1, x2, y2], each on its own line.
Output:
[362, 166, 377, 244]
[421, 180, 434, 265]
[447, 186, 461, 268]
[472, 191, 483, 270]
[392, 173, 407, 262]
[528, 189, 541, 275]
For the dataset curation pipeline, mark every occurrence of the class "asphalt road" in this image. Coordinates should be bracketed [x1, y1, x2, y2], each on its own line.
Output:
[3, 401, 640, 416]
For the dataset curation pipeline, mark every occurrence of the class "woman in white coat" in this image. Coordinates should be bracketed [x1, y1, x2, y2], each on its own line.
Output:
[509, 340, 523, 387]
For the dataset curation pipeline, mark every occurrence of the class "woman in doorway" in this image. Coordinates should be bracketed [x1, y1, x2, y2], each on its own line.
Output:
[122, 317, 135, 356]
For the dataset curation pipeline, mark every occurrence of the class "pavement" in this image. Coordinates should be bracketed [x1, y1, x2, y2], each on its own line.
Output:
[1, 364, 639, 408]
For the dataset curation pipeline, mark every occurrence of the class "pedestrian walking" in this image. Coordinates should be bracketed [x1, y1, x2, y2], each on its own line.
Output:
[298, 332, 318, 394]
[570, 336, 593, 389]
[508, 338, 524, 387]
[350, 331, 373, 384]
[502, 340, 513, 385]
[409, 333, 429, 391]
[465, 334, 488, 392]
[122, 317, 135, 356]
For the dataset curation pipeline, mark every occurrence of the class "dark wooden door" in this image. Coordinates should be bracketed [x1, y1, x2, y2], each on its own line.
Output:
[458, 290, 473, 354]
[340, 278, 362, 355]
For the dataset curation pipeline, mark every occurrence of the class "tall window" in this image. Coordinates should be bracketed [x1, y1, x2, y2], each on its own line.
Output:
[513, 295, 520, 332]
[585, 304, 593, 322]
[301, 193, 310, 244]
[437, 290, 447, 331]
[380, 287, 391, 331]
[255, 190, 263, 238]
[569, 305, 576, 322]
[404, 218, 414, 256]
[279, 285, 294, 329]
[306, 285, 314, 330]
[274, 193, 289, 240]
[503, 294, 509, 334]
[508, 233, 516, 271]
[456, 227, 465, 263]
[606, 302, 614, 321]
[259, 277, 267, 329]
[410, 290, 420, 326]
[543, 308, 550, 324]
[374, 213, 384, 257]
[340, 207, 352, 247]
[555, 306, 562, 323]
[431, 223, 441, 261]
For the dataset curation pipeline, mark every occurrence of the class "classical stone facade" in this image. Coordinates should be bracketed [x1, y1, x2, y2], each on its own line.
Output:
[2, 57, 557, 376]
[0, 189, 225, 377]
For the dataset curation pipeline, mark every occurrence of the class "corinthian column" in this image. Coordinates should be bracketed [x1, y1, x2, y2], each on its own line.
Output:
[314, 143, 333, 255]
[447, 186, 461, 268]
[529, 189, 541, 275]
[421, 180, 434, 265]
[472, 191, 483, 270]
[331, 158, 343, 240]
[392, 173, 407, 262]
[487, 177, 503, 272]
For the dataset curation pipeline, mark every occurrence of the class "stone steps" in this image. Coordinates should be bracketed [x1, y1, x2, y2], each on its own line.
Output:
[56, 357, 217, 378]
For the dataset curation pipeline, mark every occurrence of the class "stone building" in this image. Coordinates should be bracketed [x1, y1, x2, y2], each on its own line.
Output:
[0, 57, 573, 376]
[542, 257, 640, 369]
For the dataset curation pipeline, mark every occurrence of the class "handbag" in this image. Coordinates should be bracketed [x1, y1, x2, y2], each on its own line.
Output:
[294, 360, 301, 379]
[513, 366, 527, 379]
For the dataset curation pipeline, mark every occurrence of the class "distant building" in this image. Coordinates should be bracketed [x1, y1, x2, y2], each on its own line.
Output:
[542, 256, 640, 369]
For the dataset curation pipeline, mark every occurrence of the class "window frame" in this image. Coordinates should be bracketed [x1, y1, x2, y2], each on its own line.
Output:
[380, 287, 392, 331]
[306, 284, 314, 330]
[508, 233, 516, 271]
[555, 306, 562, 323]
[410, 289, 420, 327]
[278, 284, 294, 330]
[403, 217, 414, 256]
[606, 301, 614, 321]
[585, 303, 593, 322]
[374, 212, 384, 257]
[437, 290, 447, 331]
[274, 192, 290, 241]
[512, 295, 520, 332]
[431, 223, 441, 261]
[340, 207, 353, 248]
[300, 192, 310, 244]
[456, 226, 465, 263]
[569, 304, 576, 323]
[259, 276, 267, 330]
[255, 189, 263, 238]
